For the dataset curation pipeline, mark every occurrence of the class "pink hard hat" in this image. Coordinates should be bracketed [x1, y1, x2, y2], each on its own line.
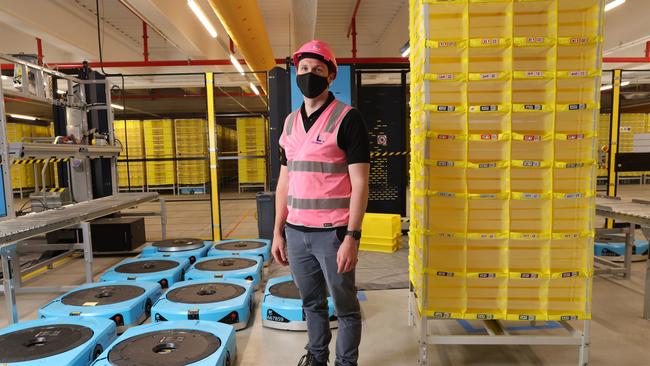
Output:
[292, 40, 338, 78]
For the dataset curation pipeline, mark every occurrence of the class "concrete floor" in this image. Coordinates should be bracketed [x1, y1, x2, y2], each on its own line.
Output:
[2, 187, 650, 365]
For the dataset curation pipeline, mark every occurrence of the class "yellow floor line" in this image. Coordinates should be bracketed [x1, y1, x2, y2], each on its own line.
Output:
[21, 253, 78, 282]
[224, 208, 255, 239]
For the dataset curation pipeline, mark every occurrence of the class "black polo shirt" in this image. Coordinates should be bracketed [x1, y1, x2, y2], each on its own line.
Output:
[280, 92, 370, 233]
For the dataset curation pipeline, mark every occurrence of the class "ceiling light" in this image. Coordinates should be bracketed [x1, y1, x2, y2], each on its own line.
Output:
[400, 41, 410, 57]
[57, 89, 65, 95]
[600, 81, 630, 91]
[188, 0, 217, 38]
[111, 104, 125, 110]
[10, 114, 36, 121]
[230, 54, 245, 75]
[605, 0, 626, 12]
[249, 82, 260, 95]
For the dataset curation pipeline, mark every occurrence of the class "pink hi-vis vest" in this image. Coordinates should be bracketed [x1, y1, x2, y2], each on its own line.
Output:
[279, 99, 352, 228]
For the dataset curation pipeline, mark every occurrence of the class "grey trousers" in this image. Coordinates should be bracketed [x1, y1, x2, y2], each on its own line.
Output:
[285, 225, 362, 366]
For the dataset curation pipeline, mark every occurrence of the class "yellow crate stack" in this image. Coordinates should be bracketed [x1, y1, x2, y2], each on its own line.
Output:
[236, 118, 266, 189]
[175, 119, 209, 187]
[143, 119, 175, 188]
[409, 0, 601, 321]
[360, 213, 402, 253]
[217, 125, 238, 185]
[7, 123, 35, 192]
[618, 113, 647, 178]
[114, 120, 146, 190]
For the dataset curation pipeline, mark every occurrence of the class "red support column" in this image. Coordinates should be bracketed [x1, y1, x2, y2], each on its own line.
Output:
[36, 38, 43, 65]
[142, 21, 149, 62]
[645, 41, 650, 59]
[351, 18, 357, 59]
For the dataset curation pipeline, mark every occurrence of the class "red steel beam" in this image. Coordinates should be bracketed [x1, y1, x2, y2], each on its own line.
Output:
[347, 0, 362, 38]
[603, 57, 650, 63]
[142, 21, 149, 62]
[1, 57, 407, 71]
[36, 38, 43, 65]
[351, 18, 357, 58]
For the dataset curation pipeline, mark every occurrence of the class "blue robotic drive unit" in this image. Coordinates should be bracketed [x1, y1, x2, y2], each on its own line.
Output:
[208, 238, 271, 264]
[152, 279, 254, 330]
[39, 281, 162, 332]
[91, 320, 236, 366]
[0, 317, 116, 366]
[261, 275, 338, 331]
[185, 255, 263, 287]
[140, 238, 211, 264]
[100, 257, 189, 289]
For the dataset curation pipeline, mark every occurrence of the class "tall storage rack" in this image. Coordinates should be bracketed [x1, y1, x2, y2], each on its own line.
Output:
[236, 117, 267, 192]
[143, 119, 176, 193]
[408, 1, 604, 365]
[175, 119, 209, 194]
[114, 120, 146, 192]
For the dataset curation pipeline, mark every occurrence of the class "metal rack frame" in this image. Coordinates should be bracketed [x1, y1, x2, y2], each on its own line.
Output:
[0, 193, 161, 324]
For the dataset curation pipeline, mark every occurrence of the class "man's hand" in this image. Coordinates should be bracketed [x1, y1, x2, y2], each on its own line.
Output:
[271, 233, 288, 266]
[337, 236, 359, 273]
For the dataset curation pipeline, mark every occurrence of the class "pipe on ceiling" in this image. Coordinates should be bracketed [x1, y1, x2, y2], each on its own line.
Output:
[207, 0, 276, 93]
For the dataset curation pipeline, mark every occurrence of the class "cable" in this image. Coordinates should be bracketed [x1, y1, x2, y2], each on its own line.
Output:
[95, 0, 107, 75]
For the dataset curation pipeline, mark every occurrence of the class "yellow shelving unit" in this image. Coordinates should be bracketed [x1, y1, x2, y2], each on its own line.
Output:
[174, 119, 209, 193]
[114, 120, 146, 191]
[236, 117, 267, 192]
[143, 119, 176, 192]
[408, 1, 603, 363]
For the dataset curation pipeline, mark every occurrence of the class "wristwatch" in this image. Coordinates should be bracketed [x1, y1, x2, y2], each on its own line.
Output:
[346, 230, 362, 241]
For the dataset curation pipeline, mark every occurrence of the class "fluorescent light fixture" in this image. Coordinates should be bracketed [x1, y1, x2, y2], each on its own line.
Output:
[600, 80, 630, 91]
[10, 114, 36, 121]
[605, 0, 625, 11]
[230, 54, 245, 75]
[188, 0, 217, 38]
[399, 41, 410, 57]
[111, 103, 125, 110]
[57, 89, 66, 95]
[249, 82, 260, 95]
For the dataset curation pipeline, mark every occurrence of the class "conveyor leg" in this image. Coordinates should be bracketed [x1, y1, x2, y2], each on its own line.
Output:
[80, 221, 93, 283]
[160, 197, 167, 240]
[624, 224, 634, 278]
[1, 246, 19, 323]
[644, 251, 650, 320]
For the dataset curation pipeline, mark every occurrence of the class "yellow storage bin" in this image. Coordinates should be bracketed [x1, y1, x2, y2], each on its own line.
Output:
[118, 162, 146, 187]
[547, 277, 591, 320]
[414, 236, 465, 274]
[466, 277, 507, 320]
[426, 195, 466, 233]
[549, 236, 591, 276]
[360, 236, 402, 253]
[510, 199, 552, 233]
[414, 270, 466, 319]
[507, 278, 549, 321]
[466, 238, 508, 275]
[362, 213, 401, 239]
[509, 239, 550, 276]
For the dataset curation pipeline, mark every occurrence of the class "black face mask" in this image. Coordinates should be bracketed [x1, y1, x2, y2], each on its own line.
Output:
[296, 72, 329, 98]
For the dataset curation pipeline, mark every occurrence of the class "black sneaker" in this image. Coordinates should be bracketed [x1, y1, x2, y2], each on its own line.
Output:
[298, 352, 327, 366]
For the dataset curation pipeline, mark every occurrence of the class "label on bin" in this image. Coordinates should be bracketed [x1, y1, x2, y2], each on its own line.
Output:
[568, 103, 587, 110]
[433, 312, 452, 319]
[471, 105, 499, 112]
[436, 105, 456, 112]
[525, 36, 546, 44]
[524, 104, 543, 111]
[478, 273, 496, 278]
[564, 162, 585, 168]
[562, 193, 584, 199]
[479, 73, 499, 80]
[477, 314, 494, 320]
[436, 161, 455, 167]
[522, 193, 542, 199]
[567, 70, 588, 77]
[620, 126, 632, 132]
[522, 160, 541, 167]
[568, 37, 590, 44]
[565, 134, 585, 140]
[480, 38, 500, 45]
[520, 273, 540, 279]
[561, 271, 580, 278]
[436, 192, 456, 198]
[436, 134, 456, 140]
[437, 73, 455, 80]
[438, 41, 458, 48]
[436, 271, 454, 277]
[477, 163, 497, 169]
[524, 71, 544, 78]
[480, 133, 498, 140]
[523, 135, 542, 141]
[519, 315, 536, 321]
[560, 315, 579, 321]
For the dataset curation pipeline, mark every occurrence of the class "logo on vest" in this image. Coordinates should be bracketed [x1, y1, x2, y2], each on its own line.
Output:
[314, 134, 325, 144]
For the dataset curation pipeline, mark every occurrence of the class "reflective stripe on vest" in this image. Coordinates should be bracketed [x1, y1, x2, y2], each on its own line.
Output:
[324, 102, 349, 133]
[287, 196, 351, 210]
[287, 161, 348, 174]
[285, 111, 298, 135]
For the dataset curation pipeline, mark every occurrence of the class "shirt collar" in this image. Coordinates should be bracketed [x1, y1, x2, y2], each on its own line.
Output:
[300, 92, 336, 123]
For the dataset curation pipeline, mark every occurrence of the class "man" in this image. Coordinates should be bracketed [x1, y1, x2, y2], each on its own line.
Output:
[272, 39, 370, 366]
